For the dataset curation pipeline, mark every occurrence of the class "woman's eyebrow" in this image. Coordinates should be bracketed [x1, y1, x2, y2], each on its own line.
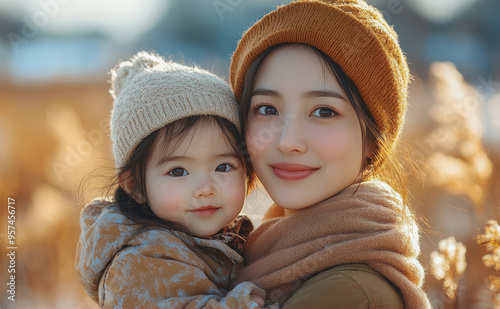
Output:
[251, 88, 281, 98]
[303, 90, 347, 101]
[250, 88, 346, 101]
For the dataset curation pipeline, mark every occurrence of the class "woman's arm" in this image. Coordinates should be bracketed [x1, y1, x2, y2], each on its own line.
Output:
[281, 264, 404, 309]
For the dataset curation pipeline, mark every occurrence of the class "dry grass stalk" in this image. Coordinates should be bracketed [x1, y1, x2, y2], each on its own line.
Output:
[477, 220, 500, 303]
[430, 236, 467, 299]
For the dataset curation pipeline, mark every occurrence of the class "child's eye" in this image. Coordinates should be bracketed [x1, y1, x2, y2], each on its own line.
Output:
[254, 104, 278, 115]
[215, 163, 234, 172]
[168, 168, 189, 177]
[311, 107, 337, 118]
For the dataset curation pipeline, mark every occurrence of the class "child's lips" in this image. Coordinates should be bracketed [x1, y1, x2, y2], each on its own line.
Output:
[190, 206, 220, 216]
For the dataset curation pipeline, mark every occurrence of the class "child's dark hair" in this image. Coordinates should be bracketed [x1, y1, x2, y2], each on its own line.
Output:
[110, 115, 252, 234]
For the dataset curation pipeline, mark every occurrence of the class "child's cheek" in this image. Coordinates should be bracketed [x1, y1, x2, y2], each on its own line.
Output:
[227, 174, 246, 212]
[150, 181, 187, 218]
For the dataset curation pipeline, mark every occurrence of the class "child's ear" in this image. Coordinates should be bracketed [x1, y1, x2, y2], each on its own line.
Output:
[118, 170, 146, 204]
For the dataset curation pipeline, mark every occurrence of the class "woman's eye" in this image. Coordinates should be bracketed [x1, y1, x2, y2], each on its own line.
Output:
[311, 107, 337, 118]
[168, 168, 188, 177]
[215, 163, 234, 172]
[255, 105, 278, 115]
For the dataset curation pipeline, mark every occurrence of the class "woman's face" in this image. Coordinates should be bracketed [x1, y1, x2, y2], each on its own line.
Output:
[246, 46, 365, 210]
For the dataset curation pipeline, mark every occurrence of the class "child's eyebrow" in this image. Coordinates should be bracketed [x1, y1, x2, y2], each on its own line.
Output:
[216, 152, 237, 158]
[156, 155, 192, 167]
[156, 153, 237, 166]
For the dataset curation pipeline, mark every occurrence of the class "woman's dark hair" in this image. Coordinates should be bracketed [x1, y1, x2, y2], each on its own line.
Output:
[239, 43, 411, 205]
[108, 115, 250, 234]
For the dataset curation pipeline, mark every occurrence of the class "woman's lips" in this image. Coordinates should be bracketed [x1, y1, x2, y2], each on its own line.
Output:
[271, 163, 319, 180]
[190, 206, 220, 216]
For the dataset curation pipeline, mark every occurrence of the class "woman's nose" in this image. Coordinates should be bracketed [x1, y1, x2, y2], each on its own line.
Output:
[277, 118, 307, 154]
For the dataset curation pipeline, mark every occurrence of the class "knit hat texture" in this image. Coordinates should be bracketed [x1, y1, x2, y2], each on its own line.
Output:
[230, 0, 410, 162]
[110, 51, 239, 169]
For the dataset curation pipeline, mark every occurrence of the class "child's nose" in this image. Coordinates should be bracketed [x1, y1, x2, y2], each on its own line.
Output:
[193, 179, 217, 198]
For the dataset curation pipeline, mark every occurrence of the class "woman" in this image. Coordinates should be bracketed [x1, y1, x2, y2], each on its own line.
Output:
[229, 0, 432, 308]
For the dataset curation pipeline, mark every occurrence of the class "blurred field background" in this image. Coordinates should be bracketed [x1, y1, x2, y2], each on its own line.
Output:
[0, 0, 499, 308]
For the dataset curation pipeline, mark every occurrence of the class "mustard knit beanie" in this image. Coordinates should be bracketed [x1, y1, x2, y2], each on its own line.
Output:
[110, 51, 240, 169]
[230, 0, 410, 161]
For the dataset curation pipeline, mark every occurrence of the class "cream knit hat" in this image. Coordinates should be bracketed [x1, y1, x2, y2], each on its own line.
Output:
[110, 51, 240, 169]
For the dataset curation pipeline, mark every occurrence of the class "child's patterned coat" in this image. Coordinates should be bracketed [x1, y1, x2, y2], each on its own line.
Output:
[75, 198, 270, 308]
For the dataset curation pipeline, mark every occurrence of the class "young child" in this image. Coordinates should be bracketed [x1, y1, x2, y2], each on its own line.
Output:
[75, 51, 273, 308]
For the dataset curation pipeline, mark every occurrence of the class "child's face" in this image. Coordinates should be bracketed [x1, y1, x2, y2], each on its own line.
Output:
[145, 121, 246, 237]
[246, 46, 365, 210]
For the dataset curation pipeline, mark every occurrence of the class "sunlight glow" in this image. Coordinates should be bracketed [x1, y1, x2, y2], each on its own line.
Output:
[6, 0, 169, 43]
[407, 0, 480, 23]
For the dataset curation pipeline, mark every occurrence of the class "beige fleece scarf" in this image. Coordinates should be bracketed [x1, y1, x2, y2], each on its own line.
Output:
[233, 180, 432, 308]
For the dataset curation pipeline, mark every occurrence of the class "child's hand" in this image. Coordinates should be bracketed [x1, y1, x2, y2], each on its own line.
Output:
[250, 294, 265, 307]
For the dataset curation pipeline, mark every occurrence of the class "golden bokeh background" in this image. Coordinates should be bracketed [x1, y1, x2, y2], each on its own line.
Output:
[1, 0, 499, 308]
